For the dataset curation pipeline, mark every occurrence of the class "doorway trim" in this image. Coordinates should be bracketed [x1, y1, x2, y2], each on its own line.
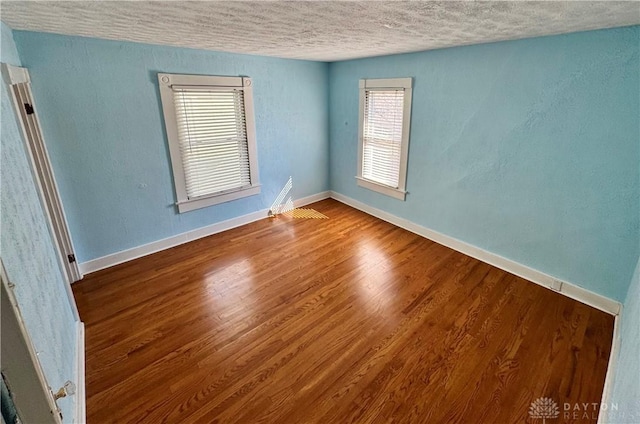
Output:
[2, 63, 81, 320]
[1, 260, 63, 424]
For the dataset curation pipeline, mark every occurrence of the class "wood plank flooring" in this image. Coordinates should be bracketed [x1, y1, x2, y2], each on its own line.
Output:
[73, 199, 614, 423]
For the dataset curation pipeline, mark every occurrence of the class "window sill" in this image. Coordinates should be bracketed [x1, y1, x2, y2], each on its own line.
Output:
[176, 185, 261, 213]
[355, 177, 406, 201]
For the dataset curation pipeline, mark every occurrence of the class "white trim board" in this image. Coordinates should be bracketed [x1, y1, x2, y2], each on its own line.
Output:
[74, 321, 85, 424]
[78, 191, 331, 275]
[78, 189, 621, 316]
[598, 313, 621, 424]
[329, 191, 621, 316]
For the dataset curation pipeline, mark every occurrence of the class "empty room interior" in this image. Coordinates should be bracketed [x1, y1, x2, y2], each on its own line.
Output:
[1, 1, 639, 423]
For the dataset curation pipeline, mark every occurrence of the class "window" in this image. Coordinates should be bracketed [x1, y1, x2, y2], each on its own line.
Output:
[357, 78, 412, 201]
[158, 73, 260, 213]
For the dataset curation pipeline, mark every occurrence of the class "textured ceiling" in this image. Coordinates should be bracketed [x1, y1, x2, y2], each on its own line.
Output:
[1, 1, 639, 61]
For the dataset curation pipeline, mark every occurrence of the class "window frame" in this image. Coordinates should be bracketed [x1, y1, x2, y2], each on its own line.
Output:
[356, 77, 412, 201]
[158, 73, 260, 213]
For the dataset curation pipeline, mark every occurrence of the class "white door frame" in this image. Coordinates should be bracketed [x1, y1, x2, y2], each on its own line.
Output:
[2, 64, 81, 320]
[1, 260, 63, 424]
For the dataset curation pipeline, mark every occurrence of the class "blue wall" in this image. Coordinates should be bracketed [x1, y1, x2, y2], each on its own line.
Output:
[13, 32, 329, 263]
[4, 21, 640, 422]
[12, 28, 638, 302]
[1, 22, 76, 422]
[609, 257, 640, 422]
[329, 26, 639, 302]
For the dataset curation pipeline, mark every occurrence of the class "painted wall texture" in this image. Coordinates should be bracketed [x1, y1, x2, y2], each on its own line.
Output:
[1, 21, 76, 421]
[608, 257, 640, 423]
[13, 31, 329, 263]
[3, 20, 640, 424]
[329, 26, 639, 302]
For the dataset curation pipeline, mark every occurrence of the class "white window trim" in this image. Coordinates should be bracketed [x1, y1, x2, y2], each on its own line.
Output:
[356, 77, 412, 201]
[158, 73, 260, 213]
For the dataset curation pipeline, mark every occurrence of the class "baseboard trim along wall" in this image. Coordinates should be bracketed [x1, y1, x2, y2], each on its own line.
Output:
[79, 189, 621, 316]
[598, 313, 622, 424]
[78, 191, 331, 275]
[74, 321, 85, 424]
[329, 191, 621, 316]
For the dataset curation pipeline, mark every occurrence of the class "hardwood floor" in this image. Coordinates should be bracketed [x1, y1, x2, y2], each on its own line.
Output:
[73, 199, 614, 424]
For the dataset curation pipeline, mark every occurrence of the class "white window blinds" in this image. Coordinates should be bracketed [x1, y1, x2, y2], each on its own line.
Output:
[362, 89, 405, 188]
[172, 87, 251, 199]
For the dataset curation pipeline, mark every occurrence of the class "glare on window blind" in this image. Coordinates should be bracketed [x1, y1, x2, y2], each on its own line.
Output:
[362, 89, 404, 188]
[172, 87, 251, 199]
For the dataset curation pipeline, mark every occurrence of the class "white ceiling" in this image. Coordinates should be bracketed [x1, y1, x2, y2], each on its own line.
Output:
[1, 1, 639, 62]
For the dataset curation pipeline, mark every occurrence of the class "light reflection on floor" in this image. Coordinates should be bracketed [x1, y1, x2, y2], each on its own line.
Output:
[355, 237, 396, 318]
[203, 256, 257, 326]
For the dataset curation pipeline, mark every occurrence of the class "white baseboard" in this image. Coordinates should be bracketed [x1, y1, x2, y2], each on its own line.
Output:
[598, 312, 622, 424]
[78, 188, 620, 316]
[78, 191, 331, 275]
[329, 191, 621, 316]
[74, 321, 85, 424]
